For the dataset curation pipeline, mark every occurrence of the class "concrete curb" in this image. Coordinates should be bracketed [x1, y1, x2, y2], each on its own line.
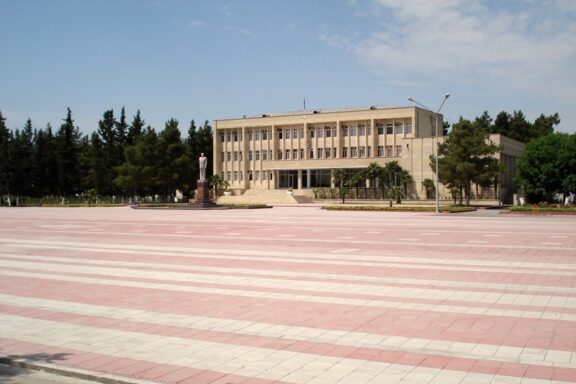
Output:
[0, 356, 151, 384]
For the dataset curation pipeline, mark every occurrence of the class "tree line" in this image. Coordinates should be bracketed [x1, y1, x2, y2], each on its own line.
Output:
[0, 108, 212, 204]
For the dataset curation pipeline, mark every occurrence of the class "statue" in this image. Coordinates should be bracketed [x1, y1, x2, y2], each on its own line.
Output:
[199, 153, 207, 181]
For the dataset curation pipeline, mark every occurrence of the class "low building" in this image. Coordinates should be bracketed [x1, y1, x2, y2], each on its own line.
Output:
[213, 105, 524, 203]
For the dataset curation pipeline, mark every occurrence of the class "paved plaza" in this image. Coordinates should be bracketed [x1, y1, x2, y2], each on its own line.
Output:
[0, 206, 575, 384]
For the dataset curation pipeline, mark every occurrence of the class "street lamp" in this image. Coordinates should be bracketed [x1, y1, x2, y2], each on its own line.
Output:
[407, 94, 450, 214]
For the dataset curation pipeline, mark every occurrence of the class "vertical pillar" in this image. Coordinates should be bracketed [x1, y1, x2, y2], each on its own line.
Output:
[307, 169, 311, 189]
[297, 169, 303, 190]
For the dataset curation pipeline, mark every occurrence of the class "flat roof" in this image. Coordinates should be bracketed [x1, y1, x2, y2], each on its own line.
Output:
[214, 104, 421, 122]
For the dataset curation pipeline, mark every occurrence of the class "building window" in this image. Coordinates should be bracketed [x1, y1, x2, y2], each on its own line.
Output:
[247, 131, 252, 141]
[386, 145, 393, 157]
[292, 129, 298, 138]
[248, 151, 253, 161]
[359, 125, 366, 136]
[262, 130, 268, 140]
[232, 131, 239, 141]
[248, 170, 253, 181]
[277, 150, 282, 160]
[293, 149, 298, 159]
[220, 133, 225, 142]
[367, 146, 372, 157]
[309, 149, 314, 159]
[226, 171, 231, 181]
[285, 129, 290, 139]
[233, 151, 238, 161]
[359, 146, 365, 158]
[377, 124, 384, 135]
[367, 126, 371, 135]
[386, 123, 393, 135]
[341, 127, 348, 136]
[378, 146, 384, 157]
[221, 152, 225, 162]
[325, 148, 331, 158]
[254, 130, 260, 140]
[233, 171, 238, 181]
[239, 151, 243, 161]
[325, 127, 332, 137]
[277, 129, 283, 139]
[300, 149, 304, 159]
[285, 149, 290, 160]
[240, 171, 243, 181]
[394, 123, 403, 134]
[351, 146, 358, 158]
[405, 122, 413, 134]
[262, 150, 268, 160]
[255, 150, 260, 160]
[226, 132, 231, 142]
[255, 171, 260, 180]
[317, 129, 323, 138]
[309, 128, 315, 138]
[342, 147, 348, 158]
[396, 145, 402, 156]
[226, 152, 231, 161]
[350, 126, 357, 136]
[269, 150, 273, 160]
[317, 148, 323, 159]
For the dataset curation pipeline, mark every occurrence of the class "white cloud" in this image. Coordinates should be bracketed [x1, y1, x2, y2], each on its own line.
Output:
[324, 0, 576, 99]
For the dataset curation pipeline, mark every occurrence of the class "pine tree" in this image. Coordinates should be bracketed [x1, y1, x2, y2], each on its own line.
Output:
[127, 110, 145, 145]
[7, 119, 36, 197]
[432, 117, 499, 205]
[96, 109, 119, 195]
[34, 123, 58, 196]
[0, 111, 11, 197]
[55, 108, 81, 196]
[157, 118, 193, 196]
[115, 107, 128, 163]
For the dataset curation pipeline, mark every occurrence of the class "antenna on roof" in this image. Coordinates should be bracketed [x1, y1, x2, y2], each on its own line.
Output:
[303, 98, 306, 111]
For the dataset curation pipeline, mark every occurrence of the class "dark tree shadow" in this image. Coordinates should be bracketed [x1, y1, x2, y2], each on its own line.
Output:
[0, 349, 72, 380]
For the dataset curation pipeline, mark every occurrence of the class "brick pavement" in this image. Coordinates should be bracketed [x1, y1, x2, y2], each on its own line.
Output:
[0, 206, 575, 383]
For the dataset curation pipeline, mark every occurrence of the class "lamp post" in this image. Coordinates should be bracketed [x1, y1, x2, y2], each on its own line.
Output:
[408, 94, 450, 214]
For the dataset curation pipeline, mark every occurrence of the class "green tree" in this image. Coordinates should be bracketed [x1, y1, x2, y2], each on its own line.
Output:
[432, 117, 499, 206]
[0, 111, 10, 197]
[127, 110, 145, 145]
[114, 126, 160, 197]
[115, 107, 128, 162]
[332, 168, 349, 203]
[364, 162, 382, 198]
[83, 132, 108, 195]
[55, 108, 82, 196]
[96, 109, 119, 195]
[516, 133, 576, 203]
[530, 113, 560, 139]
[33, 123, 58, 196]
[8, 119, 35, 198]
[157, 118, 193, 196]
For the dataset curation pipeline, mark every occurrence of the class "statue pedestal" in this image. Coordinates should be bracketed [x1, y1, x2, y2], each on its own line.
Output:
[189, 180, 217, 208]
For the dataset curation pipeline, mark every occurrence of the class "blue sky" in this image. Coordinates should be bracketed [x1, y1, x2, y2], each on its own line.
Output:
[1, 0, 575, 135]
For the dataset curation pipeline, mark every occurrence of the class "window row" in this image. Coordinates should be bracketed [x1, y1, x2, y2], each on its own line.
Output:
[221, 144, 404, 161]
[222, 170, 274, 182]
[219, 122, 413, 142]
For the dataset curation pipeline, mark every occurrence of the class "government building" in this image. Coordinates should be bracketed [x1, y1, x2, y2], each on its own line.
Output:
[213, 105, 524, 203]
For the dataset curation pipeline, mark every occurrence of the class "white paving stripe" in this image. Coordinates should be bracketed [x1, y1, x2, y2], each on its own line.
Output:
[2, 250, 576, 295]
[2, 256, 575, 309]
[0, 313, 570, 384]
[0, 269, 574, 321]
[2, 239, 576, 273]
[0, 294, 572, 370]
[2, 228, 575, 250]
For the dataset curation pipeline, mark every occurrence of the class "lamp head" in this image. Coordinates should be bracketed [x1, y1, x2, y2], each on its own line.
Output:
[444, 94, 450, 99]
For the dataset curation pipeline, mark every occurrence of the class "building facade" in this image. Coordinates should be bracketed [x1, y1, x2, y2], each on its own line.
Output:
[213, 105, 523, 202]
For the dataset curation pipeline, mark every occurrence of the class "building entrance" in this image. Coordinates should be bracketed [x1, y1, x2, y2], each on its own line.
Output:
[278, 170, 298, 189]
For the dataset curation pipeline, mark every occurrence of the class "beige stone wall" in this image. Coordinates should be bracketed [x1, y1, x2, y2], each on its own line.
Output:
[213, 106, 524, 201]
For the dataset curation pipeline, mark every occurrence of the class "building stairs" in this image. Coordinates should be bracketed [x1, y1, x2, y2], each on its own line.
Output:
[217, 189, 314, 205]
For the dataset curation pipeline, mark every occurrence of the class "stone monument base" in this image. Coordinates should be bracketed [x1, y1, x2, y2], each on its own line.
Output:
[188, 180, 218, 208]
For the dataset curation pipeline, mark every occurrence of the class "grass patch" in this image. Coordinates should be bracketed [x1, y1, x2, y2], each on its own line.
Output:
[510, 205, 576, 213]
[42, 203, 128, 208]
[133, 203, 188, 208]
[218, 203, 271, 209]
[322, 205, 475, 213]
